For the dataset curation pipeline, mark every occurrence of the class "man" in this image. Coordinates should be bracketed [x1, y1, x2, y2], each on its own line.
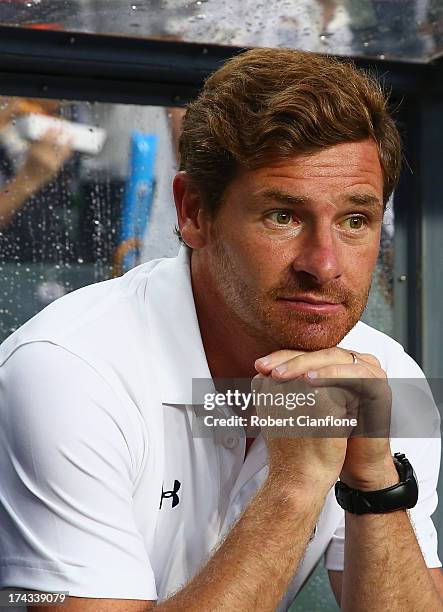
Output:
[0, 48, 442, 611]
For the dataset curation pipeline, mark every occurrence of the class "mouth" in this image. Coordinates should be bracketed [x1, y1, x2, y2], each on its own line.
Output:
[277, 295, 343, 314]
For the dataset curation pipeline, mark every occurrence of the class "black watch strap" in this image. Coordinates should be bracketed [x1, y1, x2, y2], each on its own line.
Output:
[335, 453, 419, 515]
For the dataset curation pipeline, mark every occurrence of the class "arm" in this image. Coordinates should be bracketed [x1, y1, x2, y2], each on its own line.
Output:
[36, 440, 338, 612]
[157, 472, 328, 611]
[0, 130, 72, 228]
[0, 170, 39, 228]
[328, 567, 443, 605]
[255, 347, 443, 611]
[37, 473, 328, 612]
[341, 479, 443, 611]
[330, 429, 442, 611]
[327, 434, 443, 608]
[328, 569, 443, 607]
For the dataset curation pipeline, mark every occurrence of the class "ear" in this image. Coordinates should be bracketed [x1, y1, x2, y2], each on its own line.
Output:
[173, 171, 209, 249]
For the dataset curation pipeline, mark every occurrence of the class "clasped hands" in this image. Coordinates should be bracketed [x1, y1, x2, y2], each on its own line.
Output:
[252, 347, 398, 492]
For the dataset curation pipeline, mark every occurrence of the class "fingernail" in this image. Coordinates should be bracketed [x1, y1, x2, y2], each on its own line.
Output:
[307, 370, 317, 379]
[255, 356, 271, 367]
[274, 364, 287, 375]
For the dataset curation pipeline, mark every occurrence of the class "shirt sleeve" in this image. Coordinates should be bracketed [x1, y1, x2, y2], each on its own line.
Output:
[0, 341, 157, 600]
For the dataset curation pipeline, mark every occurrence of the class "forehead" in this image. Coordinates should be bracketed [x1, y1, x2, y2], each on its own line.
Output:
[229, 140, 384, 198]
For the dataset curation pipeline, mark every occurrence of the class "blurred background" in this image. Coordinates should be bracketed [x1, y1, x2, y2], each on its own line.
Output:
[0, 1, 442, 610]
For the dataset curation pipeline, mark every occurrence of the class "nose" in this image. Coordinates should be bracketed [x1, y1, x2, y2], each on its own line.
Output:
[291, 224, 342, 285]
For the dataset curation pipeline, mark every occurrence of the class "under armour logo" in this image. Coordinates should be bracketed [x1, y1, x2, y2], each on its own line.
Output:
[160, 480, 181, 509]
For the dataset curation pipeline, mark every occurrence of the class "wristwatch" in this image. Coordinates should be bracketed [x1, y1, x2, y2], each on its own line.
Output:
[335, 453, 419, 514]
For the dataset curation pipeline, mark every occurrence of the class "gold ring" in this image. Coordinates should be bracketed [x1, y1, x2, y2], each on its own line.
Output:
[349, 351, 358, 365]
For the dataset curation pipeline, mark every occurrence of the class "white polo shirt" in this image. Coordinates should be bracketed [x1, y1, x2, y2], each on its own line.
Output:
[0, 246, 440, 610]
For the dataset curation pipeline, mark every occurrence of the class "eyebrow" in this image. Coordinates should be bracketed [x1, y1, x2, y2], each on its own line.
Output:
[346, 193, 383, 208]
[255, 188, 383, 210]
[256, 188, 308, 207]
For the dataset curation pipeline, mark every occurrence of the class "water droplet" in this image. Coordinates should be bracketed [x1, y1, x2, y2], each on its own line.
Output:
[131, 4, 137, 9]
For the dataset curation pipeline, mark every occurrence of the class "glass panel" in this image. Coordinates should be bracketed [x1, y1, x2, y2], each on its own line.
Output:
[0, 0, 441, 63]
[290, 563, 339, 611]
[0, 96, 181, 341]
[361, 197, 395, 336]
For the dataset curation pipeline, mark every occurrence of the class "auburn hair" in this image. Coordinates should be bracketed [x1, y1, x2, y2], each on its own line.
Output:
[179, 48, 401, 217]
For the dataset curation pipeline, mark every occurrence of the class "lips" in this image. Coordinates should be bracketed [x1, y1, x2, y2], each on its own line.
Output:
[280, 294, 341, 306]
[277, 295, 343, 314]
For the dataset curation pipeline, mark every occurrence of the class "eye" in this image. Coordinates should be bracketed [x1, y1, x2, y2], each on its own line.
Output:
[267, 211, 294, 225]
[343, 215, 366, 230]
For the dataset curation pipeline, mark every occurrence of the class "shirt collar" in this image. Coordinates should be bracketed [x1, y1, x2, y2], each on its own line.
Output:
[146, 245, 214, 405]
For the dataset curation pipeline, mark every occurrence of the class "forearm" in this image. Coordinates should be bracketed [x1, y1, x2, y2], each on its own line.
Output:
[0, 173, 35, 228]
[158, 476, 328, 611]
[342, 506, 442, 610]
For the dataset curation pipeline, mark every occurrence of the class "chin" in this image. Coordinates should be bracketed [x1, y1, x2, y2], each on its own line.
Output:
[265, 314, 360, 352]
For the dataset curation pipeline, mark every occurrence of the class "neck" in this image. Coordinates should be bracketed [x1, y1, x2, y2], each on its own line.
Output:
[191, 252, 272, 380]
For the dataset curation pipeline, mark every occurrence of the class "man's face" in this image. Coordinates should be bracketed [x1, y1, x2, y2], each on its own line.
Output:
[201, 140, 384, 351]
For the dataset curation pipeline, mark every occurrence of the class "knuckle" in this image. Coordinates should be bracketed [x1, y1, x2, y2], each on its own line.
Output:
[355, 364, 370, 378]
[328, 365, 340, 378]
[361, 353, 381, 367]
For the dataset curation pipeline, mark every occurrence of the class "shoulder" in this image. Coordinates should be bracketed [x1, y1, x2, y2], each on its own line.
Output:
[0, 258, 173, 426]
[0, 342, 147, 476]
[339, 321, 422, 378]
[0, 258, 165, 367]
[339, 320, 404, 354]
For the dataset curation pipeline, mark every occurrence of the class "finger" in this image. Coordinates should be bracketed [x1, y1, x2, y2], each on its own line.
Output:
[269, 348, 378, 380]
[305, 367, 392, 438]
[305, 363, 376, 384]
[357, 352, 381, 368]
[304, 364, 391, 411]
[254, 349, 306, 374]
[341, 353, 382, 380]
